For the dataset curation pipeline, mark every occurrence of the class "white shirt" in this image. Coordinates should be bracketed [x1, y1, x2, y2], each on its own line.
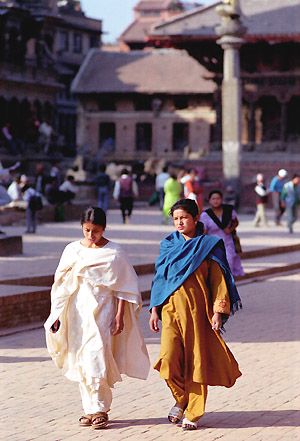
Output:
[155, 172, 170, 190]
[7, 181, 22, 201]
[59, 180, 78, 193]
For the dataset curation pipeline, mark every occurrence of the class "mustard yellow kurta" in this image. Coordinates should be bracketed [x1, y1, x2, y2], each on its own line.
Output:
[154, 259, 242, 388]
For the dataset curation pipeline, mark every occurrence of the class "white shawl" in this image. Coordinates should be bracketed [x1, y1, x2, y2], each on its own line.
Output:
[44, 240, 150, 386]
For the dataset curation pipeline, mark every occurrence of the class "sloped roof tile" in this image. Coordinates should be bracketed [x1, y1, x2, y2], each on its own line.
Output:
[71, 49, 215, 94]
[119, 19, 158, 42]
[152, 0, 300, 39]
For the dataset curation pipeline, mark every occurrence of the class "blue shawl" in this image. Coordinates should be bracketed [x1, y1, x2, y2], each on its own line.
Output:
[150, 223, 242, 324]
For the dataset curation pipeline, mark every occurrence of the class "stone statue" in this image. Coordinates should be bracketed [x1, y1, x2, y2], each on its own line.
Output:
[217, 0, 241, 19]
[223, 0, 238, 8]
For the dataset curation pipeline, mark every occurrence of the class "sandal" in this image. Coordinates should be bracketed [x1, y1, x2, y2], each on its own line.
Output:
[91, 411, 109, 430]
[182, 417, 197, 431]
[78, 414, 93, 427]
[168, 405, 184, 424]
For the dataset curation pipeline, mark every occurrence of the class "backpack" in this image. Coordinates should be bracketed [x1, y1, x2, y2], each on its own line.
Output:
[29, 195, 43, 211]
[119, 176, 133, 198]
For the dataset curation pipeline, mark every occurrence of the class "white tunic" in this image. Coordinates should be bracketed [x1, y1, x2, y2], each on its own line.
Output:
[44, 240, 150, 388]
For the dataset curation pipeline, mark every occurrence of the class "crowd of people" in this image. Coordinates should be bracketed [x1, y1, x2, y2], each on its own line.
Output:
[0, 161, 79, 233]
[0, 159, 299, 242]
[0, 119, 58, 156]
[254, 168, 300, 234]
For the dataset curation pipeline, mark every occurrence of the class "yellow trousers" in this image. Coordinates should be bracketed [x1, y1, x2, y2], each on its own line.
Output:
[166, 379, 207, 422]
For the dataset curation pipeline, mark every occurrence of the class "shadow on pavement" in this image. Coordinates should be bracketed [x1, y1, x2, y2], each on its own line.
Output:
[109, 417, 169, 428]
[202, 410, 299, 428]
[0, 355, 49, 363]
[97, 410, 299, 429]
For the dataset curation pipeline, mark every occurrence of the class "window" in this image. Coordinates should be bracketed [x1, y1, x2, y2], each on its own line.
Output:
[134, 95, 152, 111]
[98, 96, 116, 111]
[136, 123, 152, 151]
[59, 31, 69, 52]
[90, 35, 99, 48]
[99, 123, 116, 152]
[140, 10, 160, 16]
[174, 96, 189, 110]
[73, 33, 82, 53]
[172, 123, 189, 151]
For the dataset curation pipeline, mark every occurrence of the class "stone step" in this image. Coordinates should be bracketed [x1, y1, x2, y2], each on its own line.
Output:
[240, 243, 300, 259]
[0, 284, 50, 329]
[1, 243, 299, 287]
[138, 259, 300, 301]
[0, 235, 22, 256]
[0, 263, 154, 287]
[1, 247, 300, 330]
[0, 274, 54, 287]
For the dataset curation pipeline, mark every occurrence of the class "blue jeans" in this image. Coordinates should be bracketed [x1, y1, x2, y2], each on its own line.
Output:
[97, 188, 109, 213]
[286, 204, 298, 233]
[26, 208, 37, 233]
[158, 188, 165, 210]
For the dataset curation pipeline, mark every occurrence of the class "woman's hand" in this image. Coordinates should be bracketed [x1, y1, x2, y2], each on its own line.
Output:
[212, 313, 222, 331]
[111, 313, 124, 335]
[149, 307, 160, 333]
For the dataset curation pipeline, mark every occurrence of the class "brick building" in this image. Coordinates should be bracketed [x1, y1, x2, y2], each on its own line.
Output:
[149, 0, 300, 155]
[71, 49, 215, 164]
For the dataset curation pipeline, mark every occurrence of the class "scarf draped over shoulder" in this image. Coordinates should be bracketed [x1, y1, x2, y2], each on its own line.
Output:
[150, 223, 242, 323]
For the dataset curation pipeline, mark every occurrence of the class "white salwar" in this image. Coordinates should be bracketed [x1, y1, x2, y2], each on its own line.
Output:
[44, 240, 150, 414]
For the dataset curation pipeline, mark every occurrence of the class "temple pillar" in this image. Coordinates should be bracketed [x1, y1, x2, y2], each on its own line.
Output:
[215, 0, 246, 189]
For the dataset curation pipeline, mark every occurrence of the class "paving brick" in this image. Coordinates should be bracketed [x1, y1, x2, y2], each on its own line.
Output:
[1, 207, 300, 440]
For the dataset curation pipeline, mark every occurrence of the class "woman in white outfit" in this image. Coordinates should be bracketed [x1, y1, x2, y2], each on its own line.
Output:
[44, 207, 150, 429]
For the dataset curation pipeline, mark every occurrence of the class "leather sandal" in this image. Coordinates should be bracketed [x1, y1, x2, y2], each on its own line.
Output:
[182, 417, 197, 431]
[168, 405, 184, 424]
[91, 411, 109, 429]
[78, 414, 93, 427]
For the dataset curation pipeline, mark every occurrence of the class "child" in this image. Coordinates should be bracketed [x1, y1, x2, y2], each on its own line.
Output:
[44, 207, 150, 429]
[150, 199, 241, 431]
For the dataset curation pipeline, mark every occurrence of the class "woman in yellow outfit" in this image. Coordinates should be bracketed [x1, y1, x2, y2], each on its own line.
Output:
[149, 198, 242, 431]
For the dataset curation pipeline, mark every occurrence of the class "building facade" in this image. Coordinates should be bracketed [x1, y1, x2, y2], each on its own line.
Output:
[72, 49, 215, 165]
[0, 0, 102, 155]
[119, 0, 201, 51]
[149, 0, 300, 154]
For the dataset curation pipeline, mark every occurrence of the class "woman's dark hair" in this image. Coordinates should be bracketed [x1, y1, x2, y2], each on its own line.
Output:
[170, 198, 199, 218]
[208, 189, 223, 200]
[80, 206, 106, 228]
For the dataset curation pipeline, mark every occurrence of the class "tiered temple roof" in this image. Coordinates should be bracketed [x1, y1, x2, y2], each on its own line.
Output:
[119, 0, 201, 46]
